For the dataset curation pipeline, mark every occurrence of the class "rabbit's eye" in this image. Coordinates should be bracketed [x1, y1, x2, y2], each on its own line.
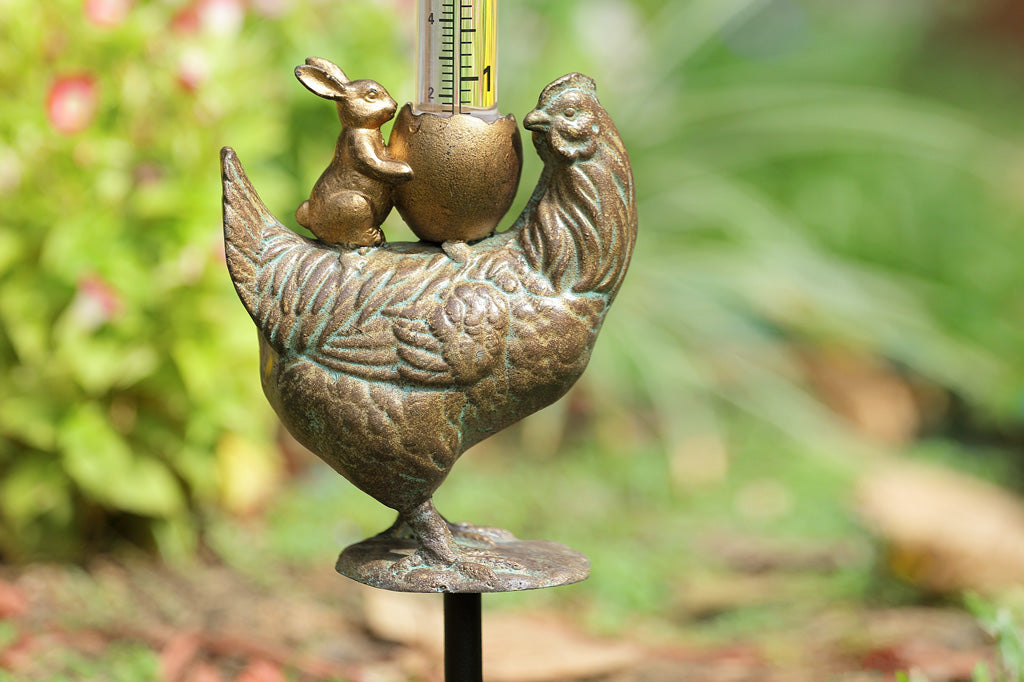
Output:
[365, 89, 379, 101]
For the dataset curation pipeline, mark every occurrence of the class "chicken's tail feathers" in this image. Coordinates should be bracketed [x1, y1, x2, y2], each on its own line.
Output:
[221, 146, 288, 318]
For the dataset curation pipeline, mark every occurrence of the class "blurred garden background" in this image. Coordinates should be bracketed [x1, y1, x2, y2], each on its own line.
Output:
[3, 0, 1024, 679]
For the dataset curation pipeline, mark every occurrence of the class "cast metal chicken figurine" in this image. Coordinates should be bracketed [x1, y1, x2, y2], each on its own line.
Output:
[221, 73, 636, 585]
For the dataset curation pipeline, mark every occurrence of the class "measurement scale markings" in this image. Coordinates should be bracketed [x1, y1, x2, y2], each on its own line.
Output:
[459, 0, 471, 111]
[439, 1, 455, 113]
[435, 0, 484, 112]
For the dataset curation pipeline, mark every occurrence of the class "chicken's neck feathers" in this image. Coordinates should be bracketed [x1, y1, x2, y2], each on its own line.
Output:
[516, 134, 635, 299]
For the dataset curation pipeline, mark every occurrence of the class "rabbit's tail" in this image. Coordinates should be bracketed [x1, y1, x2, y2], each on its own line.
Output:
[295, 200, 311, 228]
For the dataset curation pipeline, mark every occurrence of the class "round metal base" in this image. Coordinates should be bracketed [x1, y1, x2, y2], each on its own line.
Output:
[336, 528, 590, 593]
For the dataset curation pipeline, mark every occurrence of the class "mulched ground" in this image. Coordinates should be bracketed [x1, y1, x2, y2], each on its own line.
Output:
[0, 557, 998, 682]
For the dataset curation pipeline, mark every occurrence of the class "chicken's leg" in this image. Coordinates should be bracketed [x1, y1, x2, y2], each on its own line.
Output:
[382, 504, 516, 556]
[401, 499, 461, 567]
[386, 500, 525, 585]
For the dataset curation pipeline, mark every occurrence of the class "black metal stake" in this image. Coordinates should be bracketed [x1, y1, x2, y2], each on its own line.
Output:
[444, 592, 482, 682]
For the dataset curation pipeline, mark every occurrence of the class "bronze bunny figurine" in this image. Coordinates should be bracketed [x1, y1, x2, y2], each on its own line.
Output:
[294, 57, 413, 247]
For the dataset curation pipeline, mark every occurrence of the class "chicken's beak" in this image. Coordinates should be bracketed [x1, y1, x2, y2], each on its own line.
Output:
[523, 109, 551, 132]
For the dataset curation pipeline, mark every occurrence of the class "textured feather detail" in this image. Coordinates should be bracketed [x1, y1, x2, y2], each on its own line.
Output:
[222, 147, 312, 327]
[309, 278, 508, 386]
[222, 146, 515, 388]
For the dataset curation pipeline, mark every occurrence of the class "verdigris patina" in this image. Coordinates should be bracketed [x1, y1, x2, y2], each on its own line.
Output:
[220, 70, 637, 593]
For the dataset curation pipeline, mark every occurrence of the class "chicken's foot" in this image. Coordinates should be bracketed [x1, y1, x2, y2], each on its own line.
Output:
[389, 500, 525, 581]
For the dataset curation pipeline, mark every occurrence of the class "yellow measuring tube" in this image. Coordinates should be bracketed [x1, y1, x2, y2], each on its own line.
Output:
[415, 0, 498, 119]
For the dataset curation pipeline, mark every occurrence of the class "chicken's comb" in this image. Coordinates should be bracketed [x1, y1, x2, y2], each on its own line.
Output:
[539, 72, 597, 104]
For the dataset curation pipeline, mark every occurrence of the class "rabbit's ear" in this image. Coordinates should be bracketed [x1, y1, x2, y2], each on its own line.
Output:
[295, 64, 347, 100]
[304, 57, 349, 85]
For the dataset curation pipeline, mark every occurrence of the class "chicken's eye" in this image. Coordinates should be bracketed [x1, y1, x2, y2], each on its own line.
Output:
[563, 107, 576, 119]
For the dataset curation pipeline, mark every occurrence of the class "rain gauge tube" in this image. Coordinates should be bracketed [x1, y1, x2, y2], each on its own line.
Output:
[415, 0, 499, 120]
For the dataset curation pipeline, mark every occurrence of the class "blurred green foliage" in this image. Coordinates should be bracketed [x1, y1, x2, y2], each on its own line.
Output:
[3, 0, 1024, 562]
[576, 1, 1024, 440]
[0, 642, 158, 682]
[968, 591, 1024, 682]
[0, 0, 415, 559]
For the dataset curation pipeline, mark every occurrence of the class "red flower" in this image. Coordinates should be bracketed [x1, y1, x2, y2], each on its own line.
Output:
[172, 4, 201, 34]
[70, 275, 124, 331]
[84, 0, 135, 27]
[46, 75, 98, 135]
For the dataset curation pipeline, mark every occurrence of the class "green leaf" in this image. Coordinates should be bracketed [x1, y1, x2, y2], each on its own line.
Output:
[0, 394, 59, 451]
[0, 229, 23, 276]
[0, 455, 72, 529]
[0, 276, 55, 365]
[58, 404, 184, 517]
[55, 332, 159, 395]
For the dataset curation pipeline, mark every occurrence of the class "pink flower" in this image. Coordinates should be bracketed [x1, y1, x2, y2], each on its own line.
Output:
[84, 0, 135, 27]
[173, 0, 245, 36]
[47, 75, 98, 135]
[197, 0, 245, 36]
[70, 275, 124, 331]
[176, 48, 210, 92]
